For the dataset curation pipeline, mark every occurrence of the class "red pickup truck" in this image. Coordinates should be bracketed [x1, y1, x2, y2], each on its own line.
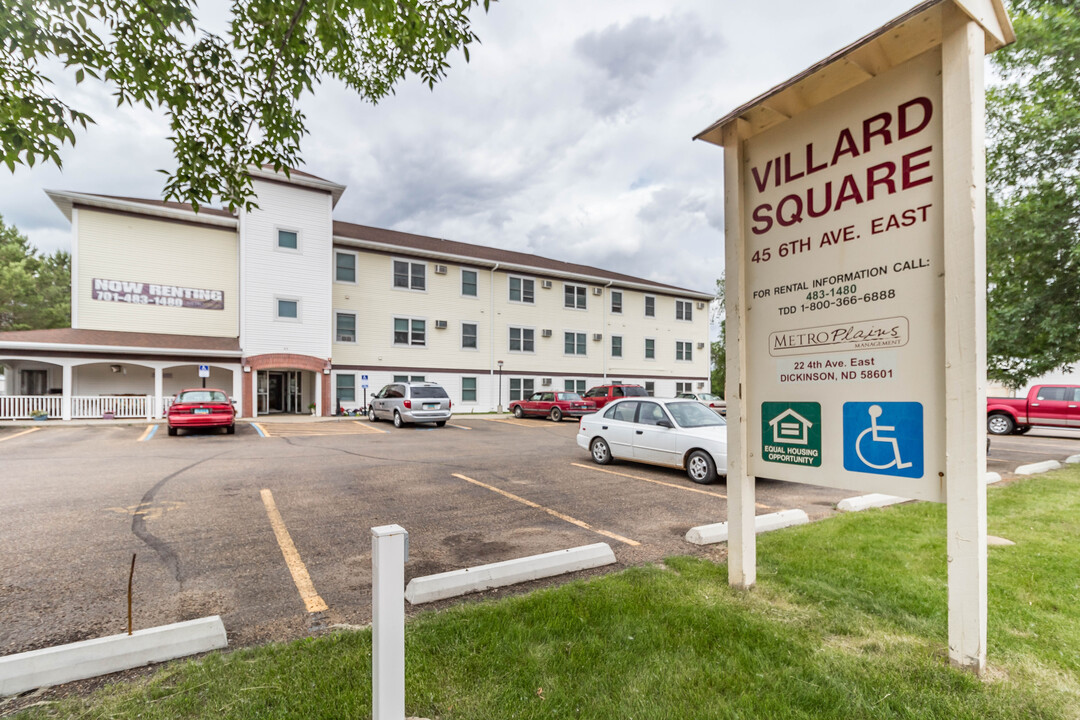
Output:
[987, 384, 1080, 435]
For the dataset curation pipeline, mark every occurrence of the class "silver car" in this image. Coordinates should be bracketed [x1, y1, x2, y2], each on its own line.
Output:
[367, 382, 452, 427]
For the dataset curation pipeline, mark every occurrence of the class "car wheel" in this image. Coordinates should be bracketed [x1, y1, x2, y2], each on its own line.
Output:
[393, 411, 404, 428]
[436, 420, 447, 427]
[550, 407, 563, 422]
[226, 424, 235, 435]
[590, 437, 613, 465]
[167, 426, 178, 437]
[686, 450, 717, 484]
[368, 407, 378, 422]
[513, 405, 524, 418]
[987, 414, 1014, 435]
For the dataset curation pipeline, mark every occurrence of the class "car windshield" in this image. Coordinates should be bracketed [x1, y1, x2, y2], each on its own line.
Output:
[411, 386, 449, 399]
[667, 402, 726, 428]
[559, 393, 583, 401]
[699, 394, 721, 402]
[176, 390, 228, 404]
[622, 386, 648, 397]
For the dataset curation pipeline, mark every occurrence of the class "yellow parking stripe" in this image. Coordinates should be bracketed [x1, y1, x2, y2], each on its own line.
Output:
[137, 425, 155, 442]
[452, 473, 640, 547]
[482, 417, 546, 428]
[352, 420, 388, 434]
[253, 422, 270, 438]
[0, 427, 41, 443]
[447, 423, 472, 430]
[570, 462, 772, 510]
[260, 489, 329, 613]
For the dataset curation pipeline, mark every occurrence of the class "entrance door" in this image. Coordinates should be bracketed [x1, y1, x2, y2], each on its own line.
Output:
[287, 371, 303, 413]
[268, 372, 285, 412]
[257, 371, 269, 414]
[20, 369, 47, 395]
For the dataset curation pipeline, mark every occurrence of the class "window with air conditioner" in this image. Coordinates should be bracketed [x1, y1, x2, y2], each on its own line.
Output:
[335, 312, 357, 343]
[611, 290, 623, 314]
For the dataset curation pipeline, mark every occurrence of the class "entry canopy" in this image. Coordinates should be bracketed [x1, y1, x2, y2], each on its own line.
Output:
[694, 0, 1013, 147]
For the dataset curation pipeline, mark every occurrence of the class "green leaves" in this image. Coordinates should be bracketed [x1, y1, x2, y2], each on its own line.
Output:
[986, 0, 1080, 389]
[0, 0, 491, 210]
[0, 215, 70, 331]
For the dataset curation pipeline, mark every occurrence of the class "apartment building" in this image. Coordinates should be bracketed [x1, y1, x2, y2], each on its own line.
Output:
[0, 168, 713, 420]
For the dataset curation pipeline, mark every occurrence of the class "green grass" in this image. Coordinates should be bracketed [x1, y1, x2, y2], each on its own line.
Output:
[16, 468, 1080, 719]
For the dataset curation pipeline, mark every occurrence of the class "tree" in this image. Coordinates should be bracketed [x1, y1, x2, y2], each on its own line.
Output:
[0, 215, 71, 331]
[710, 278, 725, 397]
[986, 0, 1080, 389]
[0, 0, 491, 211]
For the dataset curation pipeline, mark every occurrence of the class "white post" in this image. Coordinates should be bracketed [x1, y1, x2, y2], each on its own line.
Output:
[61, 364, 73, 421]
[315, 371, 323, 417]
[371, 524, 407, 720]
[942, 5, 988, 675]
[153, 367, 163, 419]
[232, 366, 243, 418]
[723, 118, 756, 589]
[145, 395, 153, 421]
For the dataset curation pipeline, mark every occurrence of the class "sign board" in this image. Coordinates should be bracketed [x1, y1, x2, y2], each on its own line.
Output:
[744, 49, 944, 502]
[361, 374, 369, 389]
[198, 365, 210, 378]
[92, 278, 225, 310]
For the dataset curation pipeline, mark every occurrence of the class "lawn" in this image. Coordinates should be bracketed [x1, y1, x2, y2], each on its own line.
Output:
[13, 468, 1080, 719]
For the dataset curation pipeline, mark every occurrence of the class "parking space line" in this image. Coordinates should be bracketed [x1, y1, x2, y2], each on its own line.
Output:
[353, 420, 388, 434]
[991, 440, 1080, 451]
[260, 489, 329, 613]
[137, 425, 158, 442]
[447, 423, 472, 430]
[451, 473, 640, 547]
[0, 427, 41, 443]
[481, 417, 546, 428]
[570, 462, 772, 509]
[252, 423, 268, 438]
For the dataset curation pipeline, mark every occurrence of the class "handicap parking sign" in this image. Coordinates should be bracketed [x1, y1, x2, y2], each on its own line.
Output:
[842, 402, 923, 478]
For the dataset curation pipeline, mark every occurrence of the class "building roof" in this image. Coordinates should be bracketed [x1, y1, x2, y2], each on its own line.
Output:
[333, 221, 714, 299]
[0, 328, 241, 355]
[91, 194, 235, 218]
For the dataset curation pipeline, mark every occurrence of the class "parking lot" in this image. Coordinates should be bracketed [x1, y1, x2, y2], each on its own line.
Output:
[1, 417, 1076, 656]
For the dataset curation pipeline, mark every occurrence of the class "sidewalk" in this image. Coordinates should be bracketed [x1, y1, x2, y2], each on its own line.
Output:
[0, 412, 510, 428]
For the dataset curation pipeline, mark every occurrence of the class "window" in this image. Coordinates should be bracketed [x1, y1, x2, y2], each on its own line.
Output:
[276, 298, 299, 320]
[608, 401, 639, 423]
[645, 381, 655, 396]
[509, 276, 535, 303]
[637, 402, 669, 426]
[564, 283, 587, 309]
[510, 378, 534, 401]
[676, 381, 693, 394]
[393, 260, 426, 290]
[564, 379, 586, 394]
[645, 338, 656, 359]
[676, 341, 692, 361]
[611, 290, 623, 314]
[509, 326, 535, 352]
[645, 295, 656, 317]
[394, 317, 426, 346]
[462, 323, 478, 349]
[1036, 387, 1069, 401]
[394, 375, 426, 383]
[335, 312, 356, 343]
[564, 331, 586, 355]
[462, 377, 477, 402]
[277, 229, 298, 250]
[676, 300, 693, 321]
[611, 335, 623, 358]
[335, 251, 357, 283]
[462, 269, 478, 297]
[336, 374, 355, 402]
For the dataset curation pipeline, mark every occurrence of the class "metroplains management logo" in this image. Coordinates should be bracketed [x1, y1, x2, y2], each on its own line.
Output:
[769, 317, 909, 357]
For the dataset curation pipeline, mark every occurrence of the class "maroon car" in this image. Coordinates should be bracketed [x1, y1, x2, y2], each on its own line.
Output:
[582, 384, 649, 409]
[167, 388, 236, 436]
[510, 391, 596, 422]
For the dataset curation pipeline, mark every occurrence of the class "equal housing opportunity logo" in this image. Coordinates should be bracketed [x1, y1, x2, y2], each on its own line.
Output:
[769, 316, 909, 357]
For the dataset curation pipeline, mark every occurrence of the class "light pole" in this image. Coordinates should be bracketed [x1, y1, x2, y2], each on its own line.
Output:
[497, 360, 504, 413]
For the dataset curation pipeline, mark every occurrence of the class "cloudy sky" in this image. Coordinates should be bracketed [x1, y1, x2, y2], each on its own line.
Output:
[1, 0, 923, 297]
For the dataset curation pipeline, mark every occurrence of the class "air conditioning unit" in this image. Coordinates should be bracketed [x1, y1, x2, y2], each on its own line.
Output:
[541, 280, 553, 289]
[338, 335, 355, 343]
[592, 287, 603, 296]
[434, 320, 448, 329]
[593, 333, 603, 341]
[697, 301, 706, 310]
[434, 264, 448, 275]
[541, 329, 552, 338]
[697, 342, 705, 349]
[541, 378, 552, 386]
[697, 382, 706, 389]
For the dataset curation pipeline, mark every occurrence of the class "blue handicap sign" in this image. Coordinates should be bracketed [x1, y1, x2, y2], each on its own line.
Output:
[842, 402, 923, 478]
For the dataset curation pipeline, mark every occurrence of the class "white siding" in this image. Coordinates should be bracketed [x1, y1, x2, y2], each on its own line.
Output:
[240, 179, 333, 359]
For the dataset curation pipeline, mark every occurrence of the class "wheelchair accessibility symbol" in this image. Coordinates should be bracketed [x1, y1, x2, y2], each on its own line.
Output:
[843, 402, 923, 478]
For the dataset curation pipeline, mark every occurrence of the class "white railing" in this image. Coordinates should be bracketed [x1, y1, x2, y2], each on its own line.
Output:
[71, 395, 149, 419]
[162, 396, 176, 413]
[0, 396, 62, 420]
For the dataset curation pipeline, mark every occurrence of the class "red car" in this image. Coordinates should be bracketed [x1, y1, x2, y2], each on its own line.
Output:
[167, 388, 236, 436]
[510, 391, 596, 422]
[582, 384, 648, 409]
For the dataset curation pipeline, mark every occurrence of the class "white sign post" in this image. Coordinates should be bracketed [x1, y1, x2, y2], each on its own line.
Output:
[696, 0, 1013, 674]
